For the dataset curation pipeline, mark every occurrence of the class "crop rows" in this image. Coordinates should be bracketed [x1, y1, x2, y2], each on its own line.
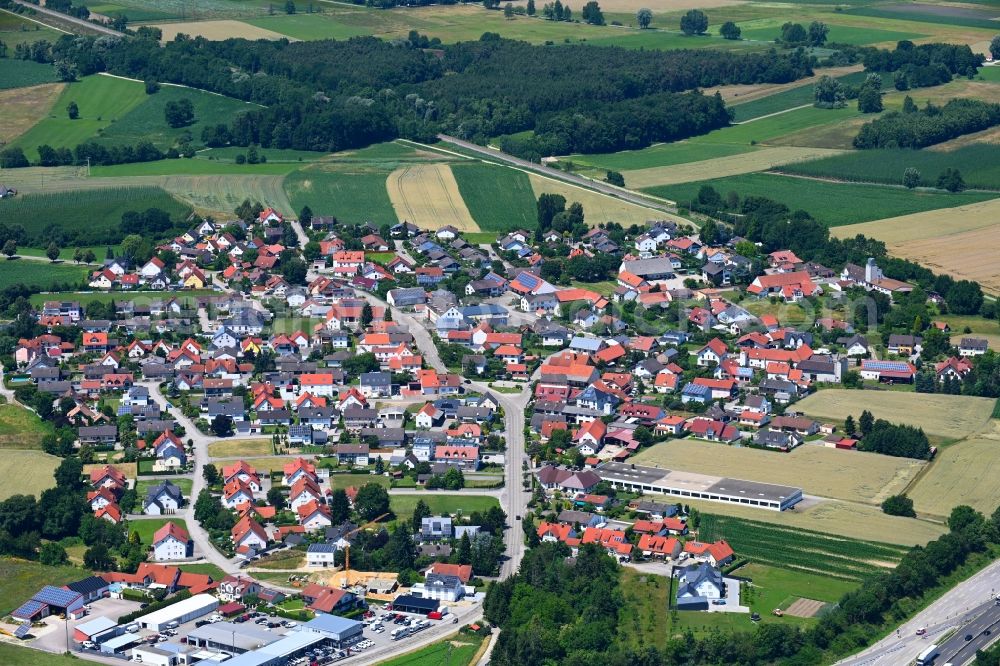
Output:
[699, 514, 907, 580]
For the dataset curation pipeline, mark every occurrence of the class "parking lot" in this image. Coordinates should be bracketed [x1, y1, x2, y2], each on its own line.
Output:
[33, 596, 142, 654]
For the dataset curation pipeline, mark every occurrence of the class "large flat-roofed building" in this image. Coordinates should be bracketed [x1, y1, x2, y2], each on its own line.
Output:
[303, 614, 363, 646]
[595, 461, 802, 511]
[186, 621, 278, 653]
[222, 629, 330, 666]
[139, 593, 219, 631]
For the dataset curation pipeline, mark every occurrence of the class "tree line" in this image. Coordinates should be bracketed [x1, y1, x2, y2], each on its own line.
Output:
[854, 98, 1000, 149]
[45, 31, 816, 158]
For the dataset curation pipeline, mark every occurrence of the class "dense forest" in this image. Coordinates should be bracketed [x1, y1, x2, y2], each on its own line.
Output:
[854, 98, 1000, 149]
[862, 41, 982, 89]
[41, 32, 816, 157]
[485, 505, 1000, 665]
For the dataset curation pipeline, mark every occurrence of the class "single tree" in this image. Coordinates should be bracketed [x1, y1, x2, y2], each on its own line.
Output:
[354, 483, 390, 521]
[881, 494, 916, 517]
[46, 242, 60, 262]
[779, 22, 807, 45]
[680, 9, 708, 35]
[902, 95, 918, 113]
[285, 0, 296, 13]
[411, 499, 432, 532]
[807, 20, 829, 46]
[938, 168, 966, 192]
[457, 531, 472, 564]
[844, 415, 856, 435]
[581, 0, 604, 25]
[329, 489, 350, 524]
[360, 302, 374, 329]
[636, 7, 652, 29]
[73, 247, 83, 264]
[202, 463, 219, 485]
[605, 170, 625, 186]
[527, 0, 535, 14]
[857, 85, 882, 113]
[40, 542, 69, 566]
[83, 249, 96, 264]
[859, 409, 874, 436]
[719, 21, 741, 40]
[84, 543, 114, 570]
[210, 415, 233, 437]
[66, 101, 79, 120]
[813, 75, 845, 109]
[991, 34, 1000, 60]
[903, 167, 921, 189]
[164, 98, 195, 128]
[267, 487, 285, 510]
[299, 205, 313, 226]
[3, 240, 17, 259]
[504, 2, 514, 18]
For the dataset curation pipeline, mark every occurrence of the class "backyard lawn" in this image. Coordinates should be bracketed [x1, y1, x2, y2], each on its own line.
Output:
[389, 495, 501, 523]
[128, 518, 189, 546]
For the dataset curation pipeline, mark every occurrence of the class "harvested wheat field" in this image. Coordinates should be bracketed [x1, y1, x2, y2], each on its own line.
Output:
[630, 438, 923, 504]
[910, 423, 1000, 518]
[621, 147, 845, 188]
[0, 83, 64, 143]
[153, 20, 290, 42]
[796, 390, 995, 440]
[526, 173, 675, 226]
[834, 199, 1000, 293]
[784, 598, 826, 618]
[387, 164, 479, 231]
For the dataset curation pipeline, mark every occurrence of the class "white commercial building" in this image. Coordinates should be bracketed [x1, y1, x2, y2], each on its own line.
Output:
[139, 594, 219, 631]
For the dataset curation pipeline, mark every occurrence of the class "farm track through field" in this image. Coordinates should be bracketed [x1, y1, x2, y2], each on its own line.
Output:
[386, 163, 479, 231]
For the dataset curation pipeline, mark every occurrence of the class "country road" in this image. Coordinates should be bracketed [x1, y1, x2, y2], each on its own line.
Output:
[436, 134, 680, 215]
[11, 0, 122, 36]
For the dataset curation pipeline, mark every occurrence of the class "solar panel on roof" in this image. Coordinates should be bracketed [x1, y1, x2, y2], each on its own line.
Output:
[864, 360, 910, 371]
[35, 585, 81, 607]
[14, 623, 31, 638]
[518, 273, 539, 288]
[13, 600, 45, 618]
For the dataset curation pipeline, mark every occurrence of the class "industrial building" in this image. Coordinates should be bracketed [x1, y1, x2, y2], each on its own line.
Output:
[100, 633, 142, 655]
[73, 615, 121, 644]
[595, 461, 802, 511]
[186, 621, 278, 654]
[303, 614, 363, 646]
[221, 629, 331, 666]
[139, 593, 219, 631]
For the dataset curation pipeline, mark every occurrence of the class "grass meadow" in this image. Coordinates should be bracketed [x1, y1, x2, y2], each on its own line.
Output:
[729, 70, 873, 122]
[389, 494, 500, 524]
[207, 438, 274, 458]
[0, 450, 60, 500]
[10, 74, 148, 161]
[135, 477, 194, 497]
[652, 173, 995, 226]
[98, 85, 257, 151]
[129, 518, 189, 546]
[0, 558, 86, 615]
[0, 404, 55, 449]
[379, 633, 485, 666]
[910, 423, 1000, 519]
[0, 260, 89, 289]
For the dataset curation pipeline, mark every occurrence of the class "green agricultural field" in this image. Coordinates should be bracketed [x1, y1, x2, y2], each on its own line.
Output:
[978, 67, 1000, 83]
[98, 85, 258, 151]
[0, 403, 55, 449]
[0, 58, 58, 90]
[244, 13, 372, 40]
[0, 558, 87, 616]
[738, 22, 923, 46]
[699, 105, 862, 147]
[285, 165, 397, 225]
[379, 633, 484, 666]
[128, 518, 189, 546]
[10, 74, 148, 161]
[562, 141, 753, 172]
[0, 643, 88, 665]
[583, 30, 761, 51]
[0, 12, 63, 51]
[652, 173, 995, 226]
[729, 70, 872, 122]
[0, 260, 89, 289]
[85, 0, 274, 21]
[389, 494, 500, 523]
[845, 5, 1000, 31]
[328, 474, 390, 491]
[451, 162, 537, 232]
[89, 158, 317, 178]
[28, 290, 208, 307]
[135, 477, 193, 497]
[698, 513, 909, 581]
[198, 146, 330, 163]
[81, 0, 179, 21]
[0, 186, 191, 246]
[780, 145, 1000, 191]
[0, 450, 59, 499]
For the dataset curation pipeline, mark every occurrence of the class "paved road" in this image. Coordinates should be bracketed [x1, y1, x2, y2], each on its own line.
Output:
[437, 134, 679, 215]
[837, 558, 1000, 665]
[142, 380, 243, 577]
[937, 601, 1000, 665]
[11, 0, 122, 35]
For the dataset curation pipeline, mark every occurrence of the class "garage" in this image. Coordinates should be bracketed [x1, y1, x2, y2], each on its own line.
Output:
[139, 594, 219, 631]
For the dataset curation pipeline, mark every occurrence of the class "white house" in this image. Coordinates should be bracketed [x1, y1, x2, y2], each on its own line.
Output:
[152, 522, 192, 561]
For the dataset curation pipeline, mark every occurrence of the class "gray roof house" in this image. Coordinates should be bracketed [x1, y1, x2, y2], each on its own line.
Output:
[676, 563, 725, 610]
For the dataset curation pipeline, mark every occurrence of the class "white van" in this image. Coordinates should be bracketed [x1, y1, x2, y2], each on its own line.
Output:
[165, 620, 179, 630]
[125, 623, 140, 633]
